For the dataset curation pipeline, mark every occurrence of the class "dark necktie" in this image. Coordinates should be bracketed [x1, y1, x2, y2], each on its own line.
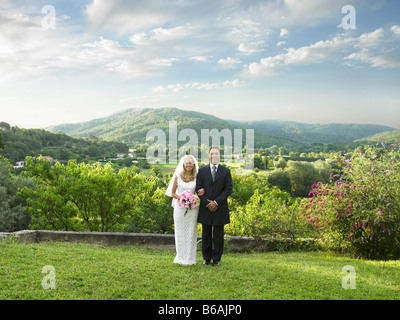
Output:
[212, 165, 217, 181]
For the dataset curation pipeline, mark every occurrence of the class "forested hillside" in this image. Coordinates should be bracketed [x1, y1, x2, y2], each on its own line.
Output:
[48, 107, 397, 150]
[48, 107, 295, 149]
[228, 119, 397, 144]
[0, 122, 128, 163]
[356, 130, 400, 145]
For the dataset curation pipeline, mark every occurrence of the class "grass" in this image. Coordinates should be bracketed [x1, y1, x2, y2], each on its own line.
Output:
[1, 241, 399, 300]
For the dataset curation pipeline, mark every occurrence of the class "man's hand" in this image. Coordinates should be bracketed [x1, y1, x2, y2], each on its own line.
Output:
[206, 199, 218, 212]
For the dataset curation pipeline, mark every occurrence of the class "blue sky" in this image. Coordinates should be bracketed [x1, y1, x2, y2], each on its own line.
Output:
[1, 0, 399, 129]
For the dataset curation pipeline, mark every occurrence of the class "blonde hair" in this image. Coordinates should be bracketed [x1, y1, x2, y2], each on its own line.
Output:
[179, 155, 197, 181]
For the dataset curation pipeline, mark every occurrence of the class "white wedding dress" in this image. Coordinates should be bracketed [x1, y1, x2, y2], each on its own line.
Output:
[173, 175, 199, 266]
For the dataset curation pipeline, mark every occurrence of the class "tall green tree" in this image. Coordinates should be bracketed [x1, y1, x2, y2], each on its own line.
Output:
[285, 161, 319, 197]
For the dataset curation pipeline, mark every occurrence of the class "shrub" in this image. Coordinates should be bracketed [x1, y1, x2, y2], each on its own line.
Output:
[0, 158, 35, 232]
[301, 144, 400, 260]
[226, 188, 312, 245]
[20, 157, 154, 232]
[123, 187, 174, 234]
[267, 168, 291, 193]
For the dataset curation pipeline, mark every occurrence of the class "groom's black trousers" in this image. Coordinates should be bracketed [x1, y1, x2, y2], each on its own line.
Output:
[202, 223, 224, 262]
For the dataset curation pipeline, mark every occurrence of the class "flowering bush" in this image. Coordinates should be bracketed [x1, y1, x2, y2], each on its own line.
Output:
[301, 144, 400, 260]
[177, 190, 198, 215]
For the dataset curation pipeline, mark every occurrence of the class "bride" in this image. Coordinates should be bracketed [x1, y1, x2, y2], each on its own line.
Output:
[165, 155, 204, 265]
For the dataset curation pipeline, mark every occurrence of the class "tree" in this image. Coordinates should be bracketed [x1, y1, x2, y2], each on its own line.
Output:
[229, 172, 269, 207]
[289, 152, 300, 159]
[225, 188, 305, 246]
[0, 157, 35, 232]
[0, 132, 4, 150]
[150, 164, 163, 177]
[20, 157, 153, 232]
[124, 187, 174, 234]
[0, 122, 11, 131]
[267, 169, 291, 193]
[285, 161, 319, 197]
[275, 157, 287, 169]
[313, 159, 331, 184]
[253, 154, 264, 169]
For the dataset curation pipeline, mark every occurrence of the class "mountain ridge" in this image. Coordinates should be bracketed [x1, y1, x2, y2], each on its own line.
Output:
[47, 107, 398, 147]
[229, 119, 397, 144]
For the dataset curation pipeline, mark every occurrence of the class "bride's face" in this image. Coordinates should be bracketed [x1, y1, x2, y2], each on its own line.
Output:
[183, 158, 194, 172]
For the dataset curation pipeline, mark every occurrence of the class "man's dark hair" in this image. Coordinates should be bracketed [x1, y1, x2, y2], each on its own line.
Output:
[209, 145, 220, 153]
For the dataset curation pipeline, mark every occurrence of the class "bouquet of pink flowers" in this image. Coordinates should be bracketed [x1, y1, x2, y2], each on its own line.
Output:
[177, 190, 198, 215]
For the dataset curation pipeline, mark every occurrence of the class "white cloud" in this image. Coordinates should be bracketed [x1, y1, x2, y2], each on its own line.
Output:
[150, 24, 192, 41]
[1, 0, 397, 83]
[53, 36, 181, 78]
[247, 36, 349, 76]
[345, 49, 400, 69]
[229, 19, 265, 39]
[0, 4, 80, 82]
[356, 28, 385, 48]
[129, 32, 147, 45]
[148, 58, 179, 67]
[85, 0, 167, 34]
[152, 79, 244, 93]
[237, 41, 265, 54]
[345, 26, 400, 69]
[152, 83, 185, 93]
[77, 37, 124, 63]
[218, 57, 241, 66]
[189, 56, 213, 63]
[280, 28, 289, 37]
[246, 25, 400, 77]
[391, 25, 400, 35]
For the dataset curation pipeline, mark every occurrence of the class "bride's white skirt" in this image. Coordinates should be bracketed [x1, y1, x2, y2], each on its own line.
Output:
[173, 206, 199, 266]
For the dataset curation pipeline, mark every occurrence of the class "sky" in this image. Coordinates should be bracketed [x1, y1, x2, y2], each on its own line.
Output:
[0, 0, 399, 129]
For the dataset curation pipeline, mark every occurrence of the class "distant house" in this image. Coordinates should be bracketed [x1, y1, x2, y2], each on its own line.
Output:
[13, 161, 26, 169]
[14, 156, 57, 169]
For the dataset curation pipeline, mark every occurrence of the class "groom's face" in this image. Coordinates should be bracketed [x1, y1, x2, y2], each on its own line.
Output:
[209, 148, 220, 165]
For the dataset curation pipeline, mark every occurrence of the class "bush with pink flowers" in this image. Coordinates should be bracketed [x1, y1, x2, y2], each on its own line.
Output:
[301, 143, 400, 260]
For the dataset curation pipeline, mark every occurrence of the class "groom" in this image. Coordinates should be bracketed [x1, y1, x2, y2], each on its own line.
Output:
[196, 146, 233, 266]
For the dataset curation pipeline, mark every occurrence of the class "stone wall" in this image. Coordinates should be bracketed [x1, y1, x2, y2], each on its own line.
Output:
[2, 230, 316, 252]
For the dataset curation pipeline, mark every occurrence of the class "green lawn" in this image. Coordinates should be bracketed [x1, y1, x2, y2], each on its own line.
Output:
[1, 241, 399, 300]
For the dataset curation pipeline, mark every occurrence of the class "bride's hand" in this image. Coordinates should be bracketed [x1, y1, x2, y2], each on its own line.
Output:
[197, 188, 205, 196]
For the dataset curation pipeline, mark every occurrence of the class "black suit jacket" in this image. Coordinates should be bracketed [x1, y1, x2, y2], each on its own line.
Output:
[196, 164, 233, 226]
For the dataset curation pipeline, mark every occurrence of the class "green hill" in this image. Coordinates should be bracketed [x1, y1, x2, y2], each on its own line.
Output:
[0, 123, 128, 163]
[48, 107, 296, 149]
[355, 130, 400, 145]
[48, 107, 397, 149]
[229, 119, 397, 144]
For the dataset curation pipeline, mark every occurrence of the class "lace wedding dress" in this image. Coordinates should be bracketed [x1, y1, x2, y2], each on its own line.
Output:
[173, 175, 199, 266]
